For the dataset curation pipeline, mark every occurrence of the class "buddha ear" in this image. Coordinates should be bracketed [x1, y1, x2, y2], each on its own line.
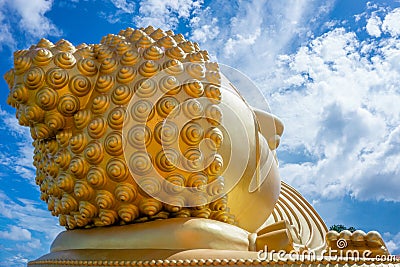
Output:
[251, 107, 284, 150]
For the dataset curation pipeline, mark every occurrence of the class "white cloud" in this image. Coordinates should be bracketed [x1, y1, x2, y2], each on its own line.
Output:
[382, 8, 400, 37]
[7, 0, 60, 38]
[134, 0, 203, 29]
[0, 225, 31, 241]
[110, 0, 135, 13]
[366, 14, 382, 37]
[383, 232, 400, 254]
[264, 21, 400, 202]
[0, 107, 35, 183]
[0, 0, 60, 51]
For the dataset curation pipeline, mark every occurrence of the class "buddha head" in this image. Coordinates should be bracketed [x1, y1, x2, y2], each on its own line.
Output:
[4, 26, 283, 233]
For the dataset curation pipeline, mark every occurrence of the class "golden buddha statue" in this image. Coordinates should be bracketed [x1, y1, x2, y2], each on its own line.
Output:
[4, 26, 394, 266]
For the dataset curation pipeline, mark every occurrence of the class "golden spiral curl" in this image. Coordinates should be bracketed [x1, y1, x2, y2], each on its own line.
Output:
[69, 156, 89, 178]
[84, 141, 104, 165]
[139, 198, 162, 216]
[74, 109, 92, 129]
[54, 52, 76, 69]
[130, 100, 155, 122]
[143, 46, 164, 60]
[205, 154, 224, 177]
[205, 105, 222, 126]
[120, 50, 139, 66]
[138, 176, 162, 196]
[104, 132, 123, 156]
[129, 152, 153, 175]
[183, 148, 204, 171]
[45, 112, 66, 130]
[77, 58, 98, 76]
[99, 209, 118, 226]
[95, 190, 115, 209]
[118, 204, 139, 222]
[112, 85, 133, 105]
[100, 58, 118, 74]
[205, 127, 223, 150]
[32, 123, 52, 139]
[156, 97, 180, 118]
[25, 105, 45, 122]
[191, 207, 211, 218]
[187, 173, 208, 192]
[157, 36, 177, 49]
[95, 75, 115, 93]
[115, 183, 137, 203]
[138, 61, 159, 78]
[11, 84, 29, 104]
[150, 28, 166, 40]
[209, 196, 228, 211]
[154, 121, 178, 146]
[206, 71, 221, 85]
[207, 176, 224, 196]
[106, 158, 129, 182]
[14, 55, 32, 75]
[108, 107, 126, 130]
[55, 39, 75, 53]
[36, 38, 53, 49]
[33, 48, 53, 66]
[181, 122, 204, 146]
[186, 63, 205, 79]
[69, 75, 91, 96]
[74, 180, 95, 200]
[165, 46, 185, 60]
[46, 68, 69, 89]
[69, 133, 87, 153]
[181, 99, 204, 119]
[205, 84, 221, 103]
[61, 194, 78, 213]
[164, 173, 185, 194]
[88, 117, 107, 139]
[155, 149, 179, 172]
[127, 124, 152, 148]
[205, 62, 219, 71]
[91, 95, 110, 114]
[55, 149, 71, 170]
[187, 52, 205, 63]
[79, 201, 98, 219]
[36, 87, 58, 110]
[56, 172, 75, 193]
[179, 41, 195, 53]
[164, 196, 185, 212]
[159, 75, 181, 95]
[163, 59, 184, 76]
[116, 66, 136, 84]
[135, 78, 157, 98]
[66, 215, 77, 229]
[115, 41, 130, 55]
[136, 35, 155, 48]
[56, 129, 73, 147]
[24, 67, 45, 90]
[87, 166, 107, 189]
[183, 79, 204, 98]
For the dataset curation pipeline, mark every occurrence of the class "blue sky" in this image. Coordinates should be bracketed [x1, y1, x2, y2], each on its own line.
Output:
[0, 0, 399, 265]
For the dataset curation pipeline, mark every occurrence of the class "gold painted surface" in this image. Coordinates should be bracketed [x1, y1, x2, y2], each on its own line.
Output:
[4, 25, 282, 232]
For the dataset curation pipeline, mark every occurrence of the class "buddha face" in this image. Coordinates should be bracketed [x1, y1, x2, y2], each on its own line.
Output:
[5, 26, 283, 232]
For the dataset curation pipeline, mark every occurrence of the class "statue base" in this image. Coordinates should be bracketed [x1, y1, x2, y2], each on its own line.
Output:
[29, 249, 399, 266]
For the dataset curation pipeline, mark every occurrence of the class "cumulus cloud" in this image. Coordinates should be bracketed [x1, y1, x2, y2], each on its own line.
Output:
[383, 232, 400, 255]
[134, 0, 203, 29]
[264, 20, 400, 201]
[110, 0, 135, 13]
[0, 225, 31, 241]
[366, 14, 382, 37]
[382, 8, 400, 37]
[0, 0, 60, 51]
